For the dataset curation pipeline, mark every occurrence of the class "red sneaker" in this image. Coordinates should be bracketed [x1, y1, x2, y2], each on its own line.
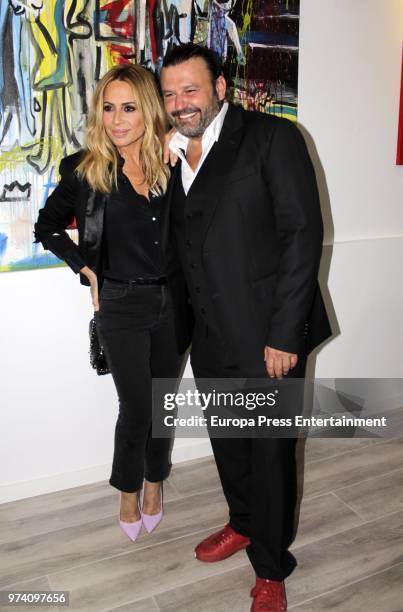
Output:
[250, 577, 287, 611]
[194, 524, 250, 562]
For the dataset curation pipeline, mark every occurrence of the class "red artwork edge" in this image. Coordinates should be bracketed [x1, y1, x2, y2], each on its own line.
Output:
[397, 45, 403, 165]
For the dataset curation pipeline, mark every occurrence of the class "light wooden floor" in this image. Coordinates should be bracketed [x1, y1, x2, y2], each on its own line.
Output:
[1, 437, 403, 612]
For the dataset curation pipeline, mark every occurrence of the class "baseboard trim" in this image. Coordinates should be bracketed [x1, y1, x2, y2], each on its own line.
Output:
[0, 439, 213, 504]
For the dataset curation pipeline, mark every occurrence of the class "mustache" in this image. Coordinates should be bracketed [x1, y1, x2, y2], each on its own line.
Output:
[170, 107, 201, 118]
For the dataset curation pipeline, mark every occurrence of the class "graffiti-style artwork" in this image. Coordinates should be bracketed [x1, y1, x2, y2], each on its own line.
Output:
[231, 0, 299, 119]
[0, 0, 299, 272]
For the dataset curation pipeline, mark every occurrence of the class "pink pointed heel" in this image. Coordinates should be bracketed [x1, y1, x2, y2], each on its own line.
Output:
[141, 485, 163, 533]
[119, 492, 142, 541]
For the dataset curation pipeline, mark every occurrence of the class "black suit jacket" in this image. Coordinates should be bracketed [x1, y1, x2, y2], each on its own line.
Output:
[162, 104, 332, 372]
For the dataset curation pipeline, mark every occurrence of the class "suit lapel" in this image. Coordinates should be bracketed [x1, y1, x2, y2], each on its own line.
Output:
[186, 104, 245, 242]
[162, 162, 179, 253]
[163, 104, 245, 250]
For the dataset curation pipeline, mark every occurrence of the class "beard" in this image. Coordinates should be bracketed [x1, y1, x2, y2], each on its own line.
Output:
[168, 96, 222, 138]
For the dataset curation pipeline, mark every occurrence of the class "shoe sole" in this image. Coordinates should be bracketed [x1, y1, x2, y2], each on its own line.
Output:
[194, 540, 250, 562]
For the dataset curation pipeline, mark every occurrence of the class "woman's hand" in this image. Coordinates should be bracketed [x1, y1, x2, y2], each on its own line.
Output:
[163, 128, 178, 166]
[80, 266, 99, 311]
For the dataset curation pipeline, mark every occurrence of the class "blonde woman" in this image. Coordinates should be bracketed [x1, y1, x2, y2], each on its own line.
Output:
[34, 65, 188, 541]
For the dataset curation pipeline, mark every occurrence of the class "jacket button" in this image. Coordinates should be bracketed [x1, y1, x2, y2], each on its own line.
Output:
[200, 307, 206, 315]
[195, 287, 200, 293]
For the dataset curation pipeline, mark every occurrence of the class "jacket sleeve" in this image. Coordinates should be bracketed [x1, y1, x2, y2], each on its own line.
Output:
[263, 119, 324, 354]
[33, 157, 87, 273]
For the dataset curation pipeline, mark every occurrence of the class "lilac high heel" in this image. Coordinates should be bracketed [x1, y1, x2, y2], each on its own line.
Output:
[119, 492, 142, 541]
[141, 485, 163, 533]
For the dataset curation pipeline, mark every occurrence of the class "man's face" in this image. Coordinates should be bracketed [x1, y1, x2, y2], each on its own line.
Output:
[161, 57, 226, 138]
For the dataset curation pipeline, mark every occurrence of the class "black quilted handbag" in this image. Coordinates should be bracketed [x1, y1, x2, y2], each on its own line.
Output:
[89, 316, 110, 375]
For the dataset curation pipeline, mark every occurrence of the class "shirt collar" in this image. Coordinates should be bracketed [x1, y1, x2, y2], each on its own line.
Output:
[169, 101, 229, 155]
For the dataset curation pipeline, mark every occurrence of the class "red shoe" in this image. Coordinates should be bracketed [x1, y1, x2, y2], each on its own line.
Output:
[250, 577, 287, 611]
[194, 524, 250, 562]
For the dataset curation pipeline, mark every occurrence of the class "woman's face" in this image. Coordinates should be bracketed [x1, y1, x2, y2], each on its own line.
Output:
[102, 80, 145, 151]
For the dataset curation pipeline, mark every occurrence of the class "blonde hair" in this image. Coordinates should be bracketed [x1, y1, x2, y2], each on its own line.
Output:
[76, 64, 169, 195]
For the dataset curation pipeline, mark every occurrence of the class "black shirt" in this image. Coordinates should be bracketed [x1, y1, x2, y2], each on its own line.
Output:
[102, 160, 165, 281]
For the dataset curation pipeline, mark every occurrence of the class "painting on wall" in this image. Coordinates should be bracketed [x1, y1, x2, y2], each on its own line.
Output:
[0, 0, 299, 273]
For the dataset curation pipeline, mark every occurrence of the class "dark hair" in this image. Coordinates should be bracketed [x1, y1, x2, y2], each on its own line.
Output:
[162, 43, 223, 84]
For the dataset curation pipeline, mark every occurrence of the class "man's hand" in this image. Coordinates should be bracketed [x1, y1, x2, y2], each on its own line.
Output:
[264, 346, 298, 379]
[163, 128, 178, 165]
[80, 266, 99, 312]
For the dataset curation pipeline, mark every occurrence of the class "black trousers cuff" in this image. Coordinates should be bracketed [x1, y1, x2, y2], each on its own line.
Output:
[246, 546, 297, 581]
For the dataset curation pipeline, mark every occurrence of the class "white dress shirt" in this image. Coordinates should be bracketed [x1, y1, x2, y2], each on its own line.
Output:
[168, 101, 229, 195]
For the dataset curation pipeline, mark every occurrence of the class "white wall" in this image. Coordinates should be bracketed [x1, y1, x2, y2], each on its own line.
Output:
[1, 0, 403, 502]
[0, 268, 206, 502]
[298, 0, 403, 376]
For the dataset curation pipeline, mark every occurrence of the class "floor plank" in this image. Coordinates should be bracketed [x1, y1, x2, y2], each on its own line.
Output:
[289, 562, 403, 611]
[47, 531, 249, 612]
[302, 438, 403, 498]
[0, 576, 58, 612]
[104, 596, 160, 612]
[0, 489, 227, 588]
[302, 437, 383, 464]
[0, 479, 179, 545]
[287, 510, 403, 604]
[334, 467, 403, 521]
[168, 457, 221, 496]
[154, 566, 255, 612]
[293, 492, 363, 547]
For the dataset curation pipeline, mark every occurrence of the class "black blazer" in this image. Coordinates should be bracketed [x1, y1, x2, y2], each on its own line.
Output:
[161, 103, 332, 373]
[34, 151, 104, 286]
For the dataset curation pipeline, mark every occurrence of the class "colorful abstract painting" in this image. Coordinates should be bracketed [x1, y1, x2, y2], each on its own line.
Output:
[0, 0, 299, 272]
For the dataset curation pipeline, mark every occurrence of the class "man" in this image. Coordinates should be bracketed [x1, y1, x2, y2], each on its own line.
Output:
[160, 43, 332, 611]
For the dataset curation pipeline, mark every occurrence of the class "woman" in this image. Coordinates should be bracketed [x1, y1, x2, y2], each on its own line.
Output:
[34, 65, 186, 541]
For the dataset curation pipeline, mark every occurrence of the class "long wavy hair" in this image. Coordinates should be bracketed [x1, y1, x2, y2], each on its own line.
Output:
[76, 65, 169, 195]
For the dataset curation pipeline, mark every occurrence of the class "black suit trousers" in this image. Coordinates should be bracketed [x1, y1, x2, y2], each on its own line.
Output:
[190, 324, 307, 581]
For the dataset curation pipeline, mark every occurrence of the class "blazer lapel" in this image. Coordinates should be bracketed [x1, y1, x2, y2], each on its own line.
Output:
[83, 191, 108, 251]
[186, 104, 245, 243]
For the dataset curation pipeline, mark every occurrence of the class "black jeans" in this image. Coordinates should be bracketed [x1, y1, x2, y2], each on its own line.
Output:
[97, 279, 184, 493]
[191, 324, 307, 582]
